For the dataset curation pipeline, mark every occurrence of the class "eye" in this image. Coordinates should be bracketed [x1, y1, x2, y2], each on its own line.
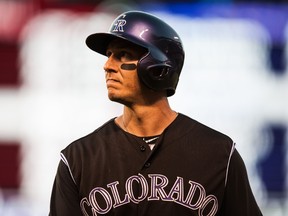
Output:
[119, 51, 127, 58]
[106, 50, 112, 57]
[118, 51, 133, 61]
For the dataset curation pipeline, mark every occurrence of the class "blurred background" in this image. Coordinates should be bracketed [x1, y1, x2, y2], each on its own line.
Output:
[0, 0, 288, 215]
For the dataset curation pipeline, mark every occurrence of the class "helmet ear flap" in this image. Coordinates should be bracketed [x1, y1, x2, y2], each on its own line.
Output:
[137, 53, 178, 96]
[147, 64, 172, 80]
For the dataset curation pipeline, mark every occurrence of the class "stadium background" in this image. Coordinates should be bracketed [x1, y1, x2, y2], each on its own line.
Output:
[0, 0, 287, 215]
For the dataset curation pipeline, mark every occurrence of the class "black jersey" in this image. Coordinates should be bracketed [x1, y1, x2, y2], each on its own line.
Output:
[49, 113, 262, 216]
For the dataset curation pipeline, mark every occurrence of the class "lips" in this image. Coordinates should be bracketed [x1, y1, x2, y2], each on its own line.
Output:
[106, 78, 119, 83]
[106, 79, 120, 87]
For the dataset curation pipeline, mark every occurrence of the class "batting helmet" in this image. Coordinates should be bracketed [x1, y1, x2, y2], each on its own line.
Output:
[86, 11, 185, 96]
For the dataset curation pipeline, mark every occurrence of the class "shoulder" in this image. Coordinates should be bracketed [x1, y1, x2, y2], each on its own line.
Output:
[59, 118, 120, 184]
[176, 113, 233, 144]
[170, 113, 235, 159]
[61, 118, 117, 157]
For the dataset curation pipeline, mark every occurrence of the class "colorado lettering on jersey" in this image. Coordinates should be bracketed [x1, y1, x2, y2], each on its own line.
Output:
[80, 173, 218, 216]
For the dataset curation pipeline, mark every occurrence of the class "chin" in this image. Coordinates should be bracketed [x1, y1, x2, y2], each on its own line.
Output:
[108, 93, 132, 106]
[108, 93, 122, 103]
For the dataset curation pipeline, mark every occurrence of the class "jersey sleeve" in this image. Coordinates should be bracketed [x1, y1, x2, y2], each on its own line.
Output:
[219, 149, 263, 215]
[49, 159, 82, 216]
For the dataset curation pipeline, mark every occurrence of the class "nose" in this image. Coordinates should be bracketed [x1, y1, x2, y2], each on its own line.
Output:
[103, 55, 117, 73]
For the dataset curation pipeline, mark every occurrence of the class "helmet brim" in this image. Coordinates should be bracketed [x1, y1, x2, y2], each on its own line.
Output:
[86, 32, 150, 57]
[86, 33, 120, 56]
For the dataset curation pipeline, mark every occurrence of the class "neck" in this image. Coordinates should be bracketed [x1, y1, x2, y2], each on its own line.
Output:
[117, 98, 178, 137]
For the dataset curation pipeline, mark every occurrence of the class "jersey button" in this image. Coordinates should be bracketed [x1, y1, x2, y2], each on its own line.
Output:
[144, 162, 151, 168]
[140, 145, 146, 152]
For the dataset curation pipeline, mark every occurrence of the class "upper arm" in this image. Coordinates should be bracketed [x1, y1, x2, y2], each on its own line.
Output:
[49, 159, 82, 216]
[219, 149, 263, 216]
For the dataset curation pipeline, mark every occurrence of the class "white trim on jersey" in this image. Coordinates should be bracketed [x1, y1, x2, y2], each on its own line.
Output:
[225, 142, 236, 187]
[60, 152, 76, 185]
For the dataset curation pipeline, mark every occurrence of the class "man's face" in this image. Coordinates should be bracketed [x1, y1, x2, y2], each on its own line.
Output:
[103, 39, 148, 105]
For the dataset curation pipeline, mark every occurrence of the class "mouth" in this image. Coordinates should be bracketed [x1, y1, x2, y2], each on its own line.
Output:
[106, 78, 119, 83]
[106, 79, 120, 87]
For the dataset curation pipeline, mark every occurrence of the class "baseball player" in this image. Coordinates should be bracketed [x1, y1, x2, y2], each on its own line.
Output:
[49, 11, 263, 216]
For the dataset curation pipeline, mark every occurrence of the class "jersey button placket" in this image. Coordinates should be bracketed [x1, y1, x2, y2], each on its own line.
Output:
[140, 145, 146, 152]
[144, 162, 151, 168]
